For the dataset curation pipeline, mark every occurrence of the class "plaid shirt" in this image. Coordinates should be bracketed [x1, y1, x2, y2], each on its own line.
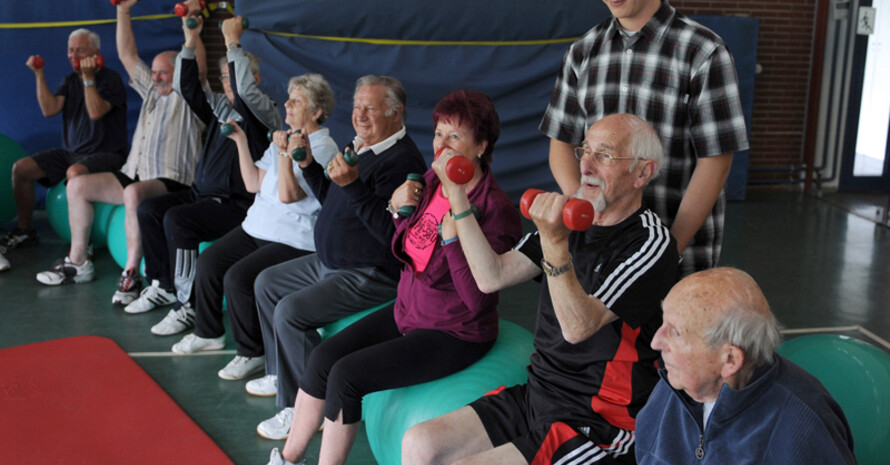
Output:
[540, 0, 749, 276]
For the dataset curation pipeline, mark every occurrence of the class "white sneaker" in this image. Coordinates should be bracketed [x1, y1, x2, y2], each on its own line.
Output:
[150, 302, 195, 336]
[36, 257, 95, 285]
[171, 333, 225, 354]
[218, 355, 265, 380]
[258, 407, 294, 440]
[0, 251, 9, 272]
[125, 279, 176, 314]
[246, 374, 277, 397]
[265, 448, 305, 465]
[111, 268, 142, 305]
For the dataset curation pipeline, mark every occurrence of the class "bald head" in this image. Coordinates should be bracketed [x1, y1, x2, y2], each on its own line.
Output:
[668, 267, 781, 369]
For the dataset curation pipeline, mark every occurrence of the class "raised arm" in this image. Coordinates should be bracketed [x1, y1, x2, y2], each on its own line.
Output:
[530, 192, 618, 344]
[115, 0, 141, 76]
[225, 119, 265, 192]
[79, 57, 113, 120]
[221, 17, 281, 131]
[26, 56, 64, 117]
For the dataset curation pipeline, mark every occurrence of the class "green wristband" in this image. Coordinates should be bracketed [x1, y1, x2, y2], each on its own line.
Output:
[451, 208, 475, 221]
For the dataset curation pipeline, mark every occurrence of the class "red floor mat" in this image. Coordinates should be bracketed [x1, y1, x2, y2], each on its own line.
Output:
[0, 336, 234, 464]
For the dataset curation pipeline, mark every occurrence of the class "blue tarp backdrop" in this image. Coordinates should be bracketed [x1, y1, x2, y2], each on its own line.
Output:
[0, 1, 756, 202]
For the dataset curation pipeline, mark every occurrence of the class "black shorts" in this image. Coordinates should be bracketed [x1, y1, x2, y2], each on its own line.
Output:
[112, 172, 189, 193]
[469, 384, 637, 464]
[32, 148, 125, 187]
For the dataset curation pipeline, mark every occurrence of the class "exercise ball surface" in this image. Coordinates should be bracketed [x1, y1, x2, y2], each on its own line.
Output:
[107, 205, 127, 269]
[0, 134, 27, 225]
[363, 319, 534, 465]
[45, 183, 71, 241]
[778, 334, 890, 465]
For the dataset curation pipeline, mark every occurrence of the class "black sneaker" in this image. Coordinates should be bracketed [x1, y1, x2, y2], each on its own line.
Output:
[112, 268, 143, 305]
[0, 228, 39, 252]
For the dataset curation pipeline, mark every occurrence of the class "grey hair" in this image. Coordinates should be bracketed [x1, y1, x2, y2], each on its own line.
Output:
[704, 297, 783, 369]
[355, 75, 407, 124]
[218, 51, 261, 78]
[288, 74, 336, 124]
[624, 115, 664, 182]
[69, 28, 100, 52]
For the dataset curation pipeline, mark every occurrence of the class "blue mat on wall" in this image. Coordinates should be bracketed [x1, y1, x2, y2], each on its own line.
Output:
[0, 1, 756, 201]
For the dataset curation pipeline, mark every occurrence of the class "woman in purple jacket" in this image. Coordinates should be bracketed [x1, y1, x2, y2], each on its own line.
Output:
[264, 89, 522, 465]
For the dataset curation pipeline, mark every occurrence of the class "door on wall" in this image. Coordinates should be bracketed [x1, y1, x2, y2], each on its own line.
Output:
[840, 0, 890, 191]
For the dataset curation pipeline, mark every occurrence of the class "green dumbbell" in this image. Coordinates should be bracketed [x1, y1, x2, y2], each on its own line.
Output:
[186, 17, 199, 29]
[220, 123, 234, 137]
[325, 147, 359, 180]
[398, 173, 426, 217]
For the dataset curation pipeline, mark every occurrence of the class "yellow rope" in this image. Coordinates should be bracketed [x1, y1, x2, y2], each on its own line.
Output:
[0, 14, 177, 29]
[259, 29, 579, 46]
[0, 15, 578, 46]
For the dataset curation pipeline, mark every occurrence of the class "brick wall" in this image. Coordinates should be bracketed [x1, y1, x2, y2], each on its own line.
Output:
[200, 2, 236, 93]
[671, 0, 819, 186]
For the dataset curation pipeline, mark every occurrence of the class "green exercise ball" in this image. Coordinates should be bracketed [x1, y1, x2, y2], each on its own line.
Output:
[363, 320, 534, 465]
[45, 182, 71, 241]
[0, 134, 27, 225]
[318, 300, 395, 341]
[107, 205, 127, 269]
[45, 182, 116, 248]
[778, 334, 890, 465]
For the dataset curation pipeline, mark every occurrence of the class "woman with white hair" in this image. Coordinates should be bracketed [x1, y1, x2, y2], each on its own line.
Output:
[168, 74, 339, 383]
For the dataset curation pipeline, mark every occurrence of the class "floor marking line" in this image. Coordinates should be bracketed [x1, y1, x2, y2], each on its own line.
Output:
[128, 349, 237, 357]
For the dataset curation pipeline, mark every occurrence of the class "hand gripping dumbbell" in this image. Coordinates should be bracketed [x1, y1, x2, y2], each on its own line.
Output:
[434, 146, 475, 185]
[325, 147, 359, 180]
[520, 188, 594, 231]
[219, 17, 250, 30]
[396, 173, 426, 218]
[175, 0, 205, 17]
[268, 129, 306, 161]
[73, 56, 105, 73]
[31, 56, 45, 69]
[220, 122, 235, 137]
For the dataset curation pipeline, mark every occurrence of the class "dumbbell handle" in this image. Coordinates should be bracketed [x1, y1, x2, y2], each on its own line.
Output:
[324, 147, 359, 180]
[397, 173, 426, 217]
[519, 189, 594, 231]
[219, 17, 250, 30]
[220, 123, 234, 137]
[73, 56, 105, 73]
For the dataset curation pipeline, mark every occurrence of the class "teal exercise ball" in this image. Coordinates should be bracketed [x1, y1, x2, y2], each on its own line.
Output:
[45, 182, 71, 241]
[0, 134, 27, 225]
[90, 202, 116, 249]
[318, 300, 395, 341]
[363, 320, 534, 465]
[107, 205, 127, 269]
[778, 334, 890, 465]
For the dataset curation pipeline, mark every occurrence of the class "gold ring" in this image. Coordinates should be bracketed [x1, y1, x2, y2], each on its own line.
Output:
[414, 188, 420, 194]
[328, 162, 334, 171]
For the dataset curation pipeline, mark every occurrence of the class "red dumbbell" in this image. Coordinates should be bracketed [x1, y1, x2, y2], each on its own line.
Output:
[32, 56, 45, 69]
[174, 0, 205, 17]
[520, 188, 594, 231]
[73, 56, 105, 73]
[434, 146, 475, 184]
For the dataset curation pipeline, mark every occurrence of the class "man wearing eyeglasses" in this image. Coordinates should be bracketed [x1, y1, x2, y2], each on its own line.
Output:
[540, 0, 749, 278]
[128, 10, 281, 338]
[403, 114, 679, 465]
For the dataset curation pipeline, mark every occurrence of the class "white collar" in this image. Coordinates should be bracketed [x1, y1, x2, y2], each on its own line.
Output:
[351, 126, 406, 156]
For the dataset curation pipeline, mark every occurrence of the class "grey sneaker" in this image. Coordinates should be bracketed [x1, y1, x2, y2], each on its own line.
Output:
[246, 374, 277, 397]
[266, 448, 304, 465]
[171, 333, 225, 354]
[218, 355, 265, 380]
[257, 407, 294, 440]
[36, 257, 95, 285]
[125, 280, 176, 314]
[0, 251, 10, 272]
[150, 302, 195, 336]
[0, 228, 38, 251]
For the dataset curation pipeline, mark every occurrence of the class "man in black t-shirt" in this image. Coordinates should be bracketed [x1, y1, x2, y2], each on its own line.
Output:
[403, 114, 679, 465]
[3, 28, 127, 254]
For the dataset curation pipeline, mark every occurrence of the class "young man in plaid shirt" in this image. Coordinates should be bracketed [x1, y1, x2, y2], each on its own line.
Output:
[540, 0, 749, 277]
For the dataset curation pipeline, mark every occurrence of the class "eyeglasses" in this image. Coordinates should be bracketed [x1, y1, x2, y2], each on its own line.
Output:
[219, 74, 230, 83]
[573, 146, 639, 166]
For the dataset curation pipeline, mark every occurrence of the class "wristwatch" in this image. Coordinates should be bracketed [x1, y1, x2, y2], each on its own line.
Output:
[227, 43, 242, 52]
[541, 258, 573, 277]
[82, 79, 96, 88]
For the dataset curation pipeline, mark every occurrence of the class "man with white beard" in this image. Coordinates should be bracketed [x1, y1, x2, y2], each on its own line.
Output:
[402, 113, 680, 465]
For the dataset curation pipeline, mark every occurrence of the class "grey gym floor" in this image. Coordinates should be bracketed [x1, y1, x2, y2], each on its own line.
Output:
[2, 190, 889, 465]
